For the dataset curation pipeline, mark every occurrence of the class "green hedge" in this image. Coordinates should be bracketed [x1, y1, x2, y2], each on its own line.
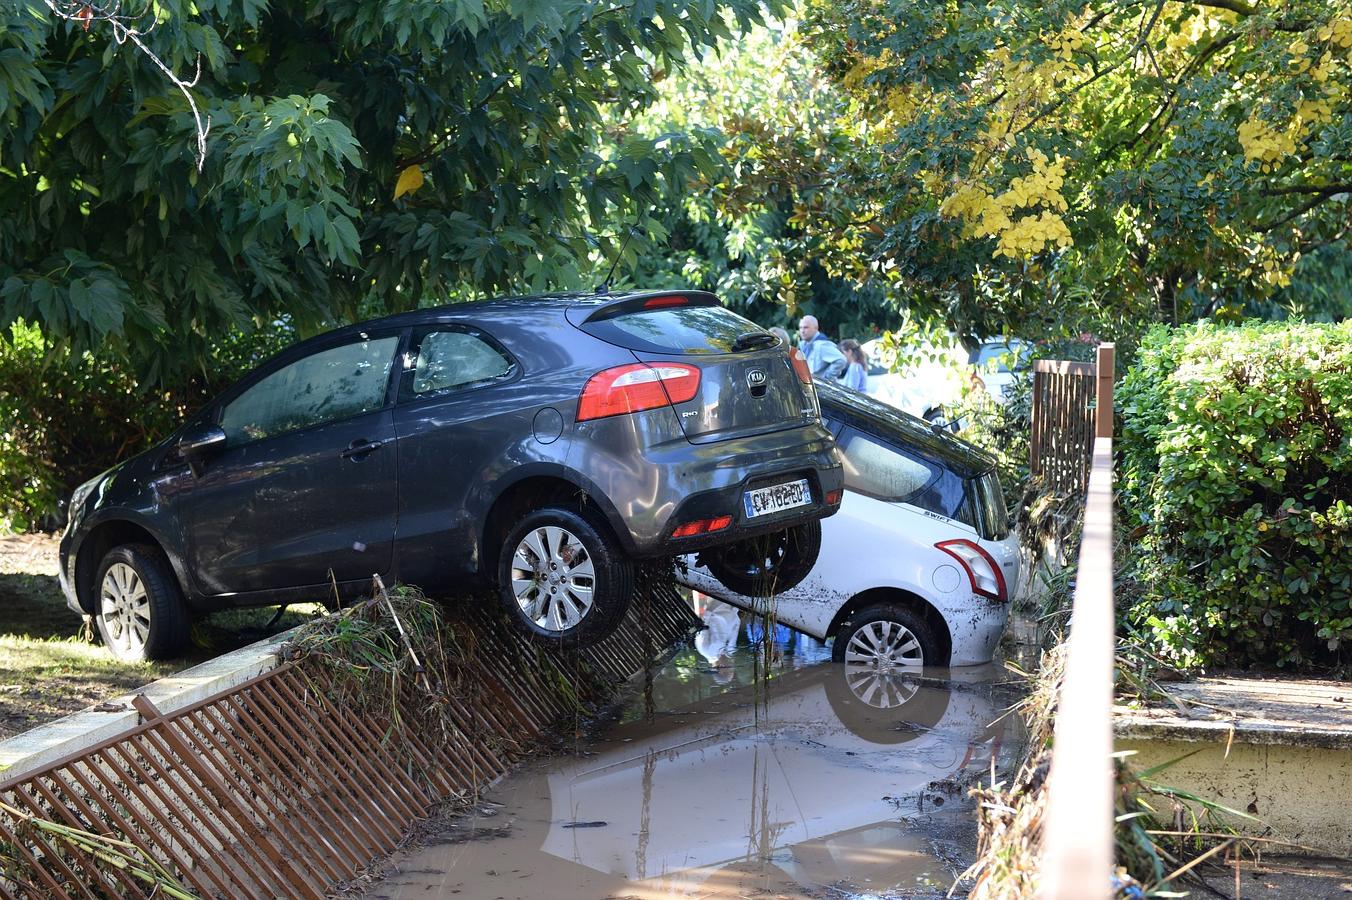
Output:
[0, 322, 293, 532]
[1119, 321, 1352, 670]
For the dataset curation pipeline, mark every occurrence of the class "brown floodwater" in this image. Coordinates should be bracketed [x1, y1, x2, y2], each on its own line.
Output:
[364, 601, 1026, 900]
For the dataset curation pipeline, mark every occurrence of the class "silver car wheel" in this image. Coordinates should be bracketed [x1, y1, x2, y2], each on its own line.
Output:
[100, 562, 150, 658]
[844, 619, 925, 667]
[509, 525, 596, 634]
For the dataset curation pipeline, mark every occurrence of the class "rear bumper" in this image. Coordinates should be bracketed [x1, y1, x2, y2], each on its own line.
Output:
[573, 413, 842, 558]
[660, 466, 842, 554]
[946, 598, 1010, 666]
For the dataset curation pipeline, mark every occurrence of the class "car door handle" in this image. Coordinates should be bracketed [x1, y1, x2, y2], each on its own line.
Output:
[341, 439, 385, 459]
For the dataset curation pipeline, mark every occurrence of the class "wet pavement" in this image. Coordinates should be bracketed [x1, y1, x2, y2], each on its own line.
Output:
[364, 600, 1026, 899]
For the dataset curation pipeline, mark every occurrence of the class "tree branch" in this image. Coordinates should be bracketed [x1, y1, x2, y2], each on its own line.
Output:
[1261, 183, 1352, 197]
[1013, 0, 1166, 139]
[1254, 185, 1352, 232]
[1103, 31, 1241, 163]
[42, 0, 210, 170]
[1189, 0, 1256, 16]
[1256, 195, 1329, 232]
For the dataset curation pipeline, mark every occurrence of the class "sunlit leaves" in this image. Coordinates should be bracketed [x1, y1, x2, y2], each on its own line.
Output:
[802, 0, 1352, 340]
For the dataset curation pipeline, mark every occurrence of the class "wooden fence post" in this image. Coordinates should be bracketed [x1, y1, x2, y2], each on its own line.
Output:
[1095, 343, 1115, 439]
[1030, 369, 1044, 476]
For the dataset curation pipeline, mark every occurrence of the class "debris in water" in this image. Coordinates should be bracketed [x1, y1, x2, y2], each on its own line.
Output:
[563, 821, 609, 828]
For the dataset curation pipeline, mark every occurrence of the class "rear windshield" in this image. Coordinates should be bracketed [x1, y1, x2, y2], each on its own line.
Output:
[970, 471, 1010, 540]
[836, 428, 975, 529]
[583, 304, 765, 354]
[970, 342, 1030, 373]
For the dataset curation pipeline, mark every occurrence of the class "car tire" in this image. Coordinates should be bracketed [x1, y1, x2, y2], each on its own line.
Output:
[831, 603, 942, 668]
[701, 520, 821, 597]
[94, 544, 190, 663]
[498, 507, 633, 645]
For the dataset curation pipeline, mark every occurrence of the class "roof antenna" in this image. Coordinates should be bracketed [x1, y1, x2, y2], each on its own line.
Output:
[596, 220, 643, 295]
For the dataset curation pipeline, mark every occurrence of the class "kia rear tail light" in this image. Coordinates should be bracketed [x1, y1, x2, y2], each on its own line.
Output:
[789, 348, 812, 384]
[935, 539, 1008, 601]
[577, 363, 701, 421]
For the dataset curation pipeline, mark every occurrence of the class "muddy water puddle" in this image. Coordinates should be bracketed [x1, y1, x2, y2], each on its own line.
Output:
[367, 601, 1026, 899]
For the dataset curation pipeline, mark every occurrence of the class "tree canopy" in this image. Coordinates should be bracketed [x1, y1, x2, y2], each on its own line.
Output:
[604, 17, 900, 339]
[0, 0, 770, 383]
[799, 0, 1352, 340]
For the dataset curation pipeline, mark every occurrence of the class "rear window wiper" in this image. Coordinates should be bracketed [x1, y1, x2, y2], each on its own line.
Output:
[731, 331, 780, 353]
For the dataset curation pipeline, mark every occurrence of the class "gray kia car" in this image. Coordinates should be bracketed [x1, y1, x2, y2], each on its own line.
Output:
[59, 290, 844, 659]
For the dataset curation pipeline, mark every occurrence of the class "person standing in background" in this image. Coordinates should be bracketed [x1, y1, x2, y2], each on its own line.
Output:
[797, 315, 846, 380]
[768, 326, 791, 346]
[839, 339, 868, 392]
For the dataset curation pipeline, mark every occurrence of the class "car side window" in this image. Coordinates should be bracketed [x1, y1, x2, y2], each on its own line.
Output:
[838, 429, 937, 502]
[220, 336, 400, 445]
[402, 328, 515, 400]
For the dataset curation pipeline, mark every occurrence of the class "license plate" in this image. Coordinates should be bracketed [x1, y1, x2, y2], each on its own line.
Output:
[743, 479, 812, 519]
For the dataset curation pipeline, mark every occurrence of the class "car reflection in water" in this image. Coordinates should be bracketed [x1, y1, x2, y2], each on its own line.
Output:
[538, 600, 1013, 896]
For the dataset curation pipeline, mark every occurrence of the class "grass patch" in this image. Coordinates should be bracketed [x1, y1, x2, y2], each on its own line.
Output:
[0, 533, 329, 738]
[0, 635, 178, 738]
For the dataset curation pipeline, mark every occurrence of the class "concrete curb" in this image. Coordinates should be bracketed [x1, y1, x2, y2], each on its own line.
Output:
[0, 628, 295, 782]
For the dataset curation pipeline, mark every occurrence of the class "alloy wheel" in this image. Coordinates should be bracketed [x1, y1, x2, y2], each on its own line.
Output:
[509, 525, 596, 633]
[842, 620, 924, 709]
[100, 562, 150, 658]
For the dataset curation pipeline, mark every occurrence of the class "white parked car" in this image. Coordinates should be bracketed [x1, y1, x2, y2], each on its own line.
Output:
[968, 338, 1033, 405]
[680, 381, 1020, 667]
[860, 336, 968, 419]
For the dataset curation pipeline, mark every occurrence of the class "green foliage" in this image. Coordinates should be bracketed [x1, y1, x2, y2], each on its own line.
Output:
[0, 0, 772, 384]
[951, 372, 1033, 513]
[601, 17, 901, 339]
[0, 320, 291, 530]
[798, 0, 1352, 343]
[1119, 321, 1352, 669]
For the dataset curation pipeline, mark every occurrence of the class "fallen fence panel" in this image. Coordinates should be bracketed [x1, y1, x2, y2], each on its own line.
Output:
[0, 579, 699, 898]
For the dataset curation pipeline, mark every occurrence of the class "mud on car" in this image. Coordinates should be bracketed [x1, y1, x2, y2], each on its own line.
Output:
[60, 291, 844, 660]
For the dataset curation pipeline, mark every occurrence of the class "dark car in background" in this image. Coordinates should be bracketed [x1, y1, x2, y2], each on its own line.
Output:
[59, 291, 844, 660]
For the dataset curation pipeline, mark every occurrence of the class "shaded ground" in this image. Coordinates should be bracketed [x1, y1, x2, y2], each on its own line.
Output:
[361, 604, 1027, 899]
[0, 533, 322, 738]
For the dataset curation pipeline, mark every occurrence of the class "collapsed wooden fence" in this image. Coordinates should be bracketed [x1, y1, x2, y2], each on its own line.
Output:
[0, 577, 698, 899]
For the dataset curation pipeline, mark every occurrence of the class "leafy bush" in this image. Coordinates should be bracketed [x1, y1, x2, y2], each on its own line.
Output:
[0, 321, 293, 532]
[1119, 321, 1352, 670]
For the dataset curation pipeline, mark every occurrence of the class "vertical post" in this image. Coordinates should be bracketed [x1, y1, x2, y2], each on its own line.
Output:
[1095, 343, 1115, 439]
[1030, 369, 1044, 476]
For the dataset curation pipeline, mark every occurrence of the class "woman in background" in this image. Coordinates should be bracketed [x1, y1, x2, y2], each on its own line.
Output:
[839, 339, 868, 392]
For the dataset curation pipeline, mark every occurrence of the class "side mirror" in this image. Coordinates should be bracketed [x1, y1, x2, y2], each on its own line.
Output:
[177, 422, 227, 476]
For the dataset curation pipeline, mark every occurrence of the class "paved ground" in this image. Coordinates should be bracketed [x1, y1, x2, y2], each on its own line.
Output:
[1117, 676, 1352, 749]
